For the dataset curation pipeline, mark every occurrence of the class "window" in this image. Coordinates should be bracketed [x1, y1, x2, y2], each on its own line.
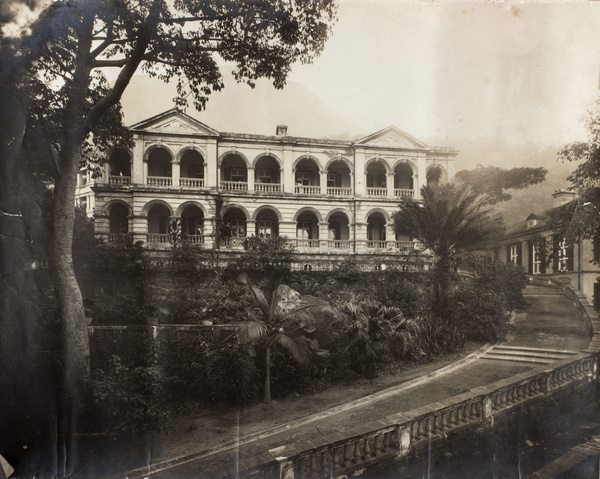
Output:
[532, 244, 542, 274]
[327, 173, 337, 188]
[510, 245, 520, 265]
[194, 166, 203, 178]
[297, 221, 310, 239]
[558, 238, 569, 272]
[296, 171, 310, 185]
[195, 218, 203, 235]
[258, 220, 272, 238]
[258, 169, 272, 183]
[527, 219, 538, 228]
[229, 219, 245, 237]
[230, 168, 245, 182]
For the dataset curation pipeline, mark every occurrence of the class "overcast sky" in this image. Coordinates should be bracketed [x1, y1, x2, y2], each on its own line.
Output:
[277, 0, 600, 147]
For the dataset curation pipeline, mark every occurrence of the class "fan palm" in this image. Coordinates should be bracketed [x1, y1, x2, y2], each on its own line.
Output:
[237, 273, 315, 404]
[393, 182, 504, 314]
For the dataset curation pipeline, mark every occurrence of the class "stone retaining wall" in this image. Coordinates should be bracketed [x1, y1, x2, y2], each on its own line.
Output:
[263, 354, 598, 479]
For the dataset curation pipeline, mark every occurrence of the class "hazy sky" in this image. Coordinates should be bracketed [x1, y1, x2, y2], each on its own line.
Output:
[280, 0, 600, 147]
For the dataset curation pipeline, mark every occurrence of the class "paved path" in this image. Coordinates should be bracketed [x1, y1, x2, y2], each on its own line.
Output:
[112, 284, 592, 479]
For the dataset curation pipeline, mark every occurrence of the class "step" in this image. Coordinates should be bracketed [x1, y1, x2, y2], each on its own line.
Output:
[492, 346, 578, 355]
[482, 354, 553, 365]
[484, 351, 567, 361]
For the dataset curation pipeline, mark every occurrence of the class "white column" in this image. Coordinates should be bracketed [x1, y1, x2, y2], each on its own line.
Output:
[387, 173, 395, 198]
[354, 148, 366, 196]
[282, 146, 294, 193]
[172, 160, 180, 187]
[131, 137, 144, 185]
[320, 171, 327, 195]
[247, 167, 255, 191]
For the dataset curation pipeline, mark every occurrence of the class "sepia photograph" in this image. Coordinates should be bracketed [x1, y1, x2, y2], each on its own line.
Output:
[1, 0, 600, 478]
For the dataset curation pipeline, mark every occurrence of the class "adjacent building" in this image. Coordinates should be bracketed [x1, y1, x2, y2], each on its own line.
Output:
[486, 190, 600, 308]
[75, 109, 457, 268]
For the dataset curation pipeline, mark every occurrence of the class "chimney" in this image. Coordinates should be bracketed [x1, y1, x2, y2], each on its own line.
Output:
[276, 125, 288, 137]
[552, 189, 577, 208]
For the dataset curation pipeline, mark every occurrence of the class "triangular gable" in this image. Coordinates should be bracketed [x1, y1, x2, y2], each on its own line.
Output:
[355, 126, 429, 149]
[130, 109, 219, 136]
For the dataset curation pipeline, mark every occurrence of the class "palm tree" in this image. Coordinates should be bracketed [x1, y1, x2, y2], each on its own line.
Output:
[393, 182, 504, 315]
[237, 273, 315, 404]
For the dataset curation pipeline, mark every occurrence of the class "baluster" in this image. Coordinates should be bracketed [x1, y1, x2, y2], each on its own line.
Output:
[311, 454, 321, 475]
[321, 449, 332, 472]
[332, 446, 343, 470]
[458, 405, 468, 423]
[344, 443, 354, 467]
[383, 431, 394, 451]
[373, 434, 383, 455]
[363, 436, 372, 458]
[416, 420, 426, 440]
[448, 408, 458, 425]
[299, 456, 312, 477]
[440, 411, 449, 430]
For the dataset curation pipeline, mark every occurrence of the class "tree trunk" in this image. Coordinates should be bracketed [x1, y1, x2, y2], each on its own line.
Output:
[264, 345, 271, 404]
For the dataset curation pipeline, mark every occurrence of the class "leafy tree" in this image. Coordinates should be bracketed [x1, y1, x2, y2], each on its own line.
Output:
[239, 235, 295, 276]
[456, 165, 547, 204]
[393, 183, 504, 316]
[553, 100, 600, 245]
[236, 273, 315, 404]
[1, 1, 335, 467]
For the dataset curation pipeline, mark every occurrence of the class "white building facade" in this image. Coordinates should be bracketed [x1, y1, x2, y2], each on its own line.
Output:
[77, 109, 457, 266]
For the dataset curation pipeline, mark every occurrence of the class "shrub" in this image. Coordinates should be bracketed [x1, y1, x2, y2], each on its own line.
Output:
[419, 316, 466, 358]
[204, 344, 258, 404]
[88, 355, 169, 435]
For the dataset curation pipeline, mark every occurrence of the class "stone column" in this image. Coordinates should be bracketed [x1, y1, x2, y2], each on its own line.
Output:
[172, 160, 180, 187]
[319, 221, 329, 250]
[282, 146, 294, 194]
[354, 148, 366, 196]
[247, 167, 255, 192]
[143, 160, 148, 185]
[320, 171, 327, 195]
[131, 136, 144, 185]
[387, 173, 395, 198]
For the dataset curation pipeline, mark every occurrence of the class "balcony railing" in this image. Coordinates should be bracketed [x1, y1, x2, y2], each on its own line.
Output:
[294, 185, 320, 195]
[366, 187, 387, 197]
[394, 188, 414, 199]
[107, 233, 132, 243]
[180, 178, 204, 188]
[183, 234, 204, 244]
[109, 176, 131, 186]
[147, 176, 172, 187]
[147, 233, 170, 244]
[220, 181, 248, 191]
[296, 239, 320, 249]
[327, 187, 353, 197]
[328, 240, 352, 250]
[367, 240, 387, 250]
[255, 183, 281, 193]
[222, 237, 245, 247]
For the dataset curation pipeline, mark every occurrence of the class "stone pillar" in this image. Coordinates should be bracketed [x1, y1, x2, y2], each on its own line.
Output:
[397, 425, 411, 457]
[320, 170, 327, 195]
[143, 160, 148, 185]
[205, 140, 218, 189]
[278, 221, 297, 240]
[416, 155, 427, 198]
[131, 136, 144, 185]
[132, 215, 148, 245]
[282, 146, 294, 194]
[172, 160, 180, 187]
[387, 173, 395, 198]
[319, 221, 329, 250]
[354, 148, 366, 196]
[246, 219, 256, 237]
[354, 222, 367, 253]
[204, 216, 217, 249]
[247, 167, 255, 191]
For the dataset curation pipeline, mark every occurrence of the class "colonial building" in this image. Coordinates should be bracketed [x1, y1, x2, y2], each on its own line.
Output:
[486, 190, 600, 308]
[76, 109, 457, 267]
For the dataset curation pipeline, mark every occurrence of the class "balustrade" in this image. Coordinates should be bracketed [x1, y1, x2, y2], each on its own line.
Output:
[328, 240, 352, 250]
[366, 187, 387, 197]
[147, 233, 170, 244]
[296, 239, 320, 250]
[180, 178, 204, 188]
[147, 176, 172, 187]
[327, 186, 353, 197]
[394, 188, 414, 198]
[109, 175, 131, 186]
[220, 181, 248, 191]
[295, 185, 321, 195]
[254, 183, 281, 193]
[182, 234, 204, 244]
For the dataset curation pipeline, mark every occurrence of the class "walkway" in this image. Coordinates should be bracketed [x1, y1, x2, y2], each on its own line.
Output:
[111, 283, 592, 479]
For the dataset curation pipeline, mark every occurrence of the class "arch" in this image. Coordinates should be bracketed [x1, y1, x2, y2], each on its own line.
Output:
[108, 149, 131, 176]
[293, 207, 323, 222]
[141, 199, 174, 217]
[147, 202, 172, 235]
[218, 150, 250, 167]
[179, 149, 205, 180]
[391, 158, 417, 173]
[175, 201, 207, 218]
[325, 208, 353, 223]
[366, 211, 387, 244]
[365, 157, 392, 174]
[327, 210, 351, 242]
[427, 164, 447, 184]
[363, 207, 391, 224]
[179, 203, 205, 236]
[296, 210, 320, 241]
[393, 162, 415, 190]
[108, 203, 129, 234]
[144, 143, 175, 160]
[253, 155, 282, 185]
[146, 147, 173, 177]
[222, 206, 248, 241]
[176, 146, 205, 162]
[103, 199, 132, 217]
[292, 155, 324, 172]
[252, 205, 283, 222]
[324, 155, 353, 171]
[254, 207, 280, 237]
[252, 152, 283, 169]
[222, 203, 250, 219]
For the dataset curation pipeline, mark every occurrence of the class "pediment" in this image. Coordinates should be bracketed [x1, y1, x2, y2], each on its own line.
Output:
[130, 109, 219, 136]
[356, 126, 428, 149]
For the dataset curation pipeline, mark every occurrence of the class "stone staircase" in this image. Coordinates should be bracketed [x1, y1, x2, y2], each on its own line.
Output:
[482, 345, 579, 365]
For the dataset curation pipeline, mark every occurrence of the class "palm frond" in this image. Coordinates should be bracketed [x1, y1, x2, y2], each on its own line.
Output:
[270, 333, 313, 363]
[238, 319, 268, 344]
